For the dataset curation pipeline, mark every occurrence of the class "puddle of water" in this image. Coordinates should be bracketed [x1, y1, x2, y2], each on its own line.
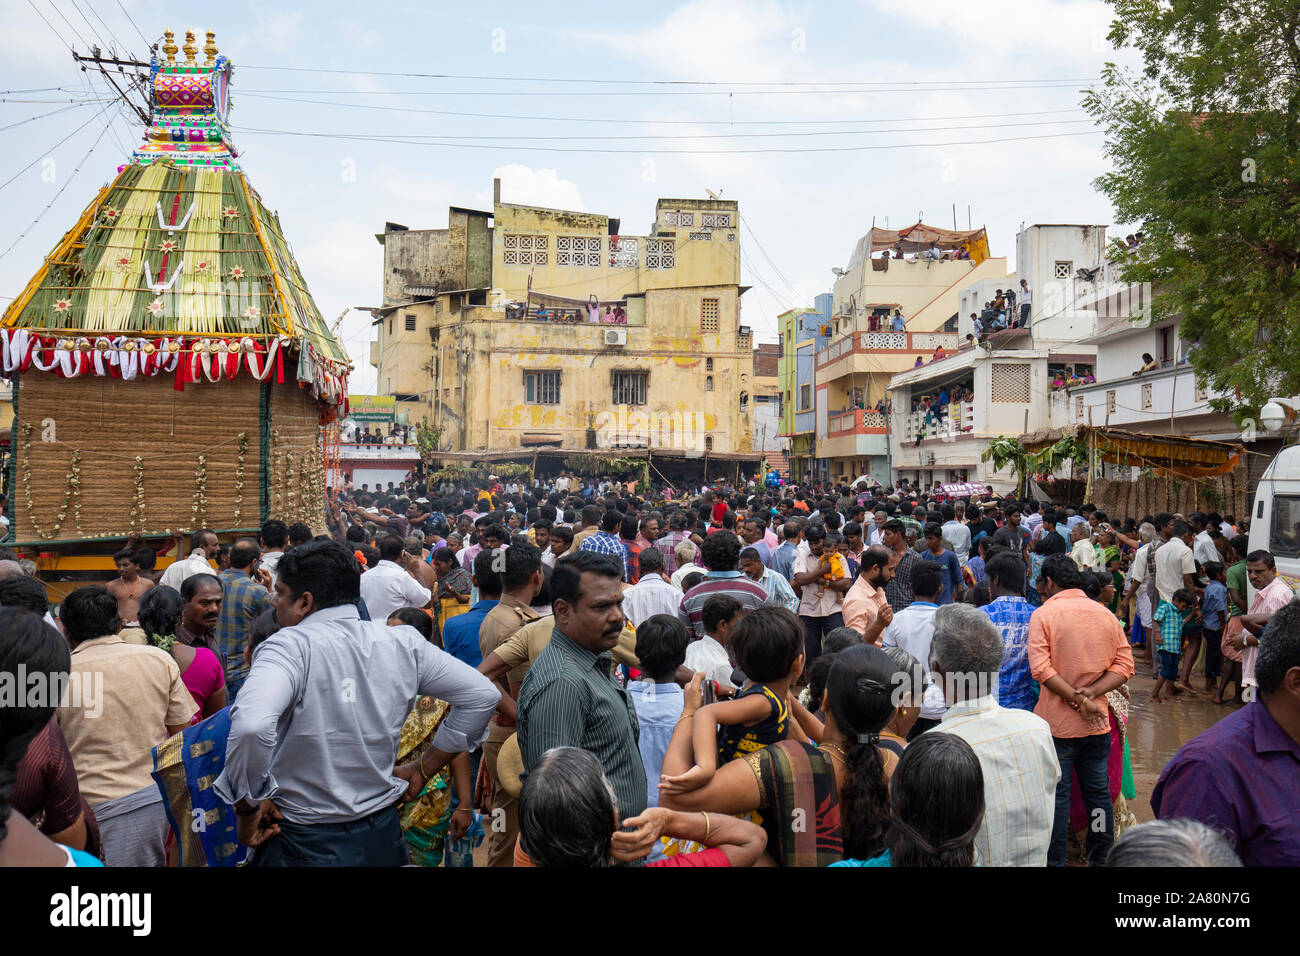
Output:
[1123, 664, 1244, 823]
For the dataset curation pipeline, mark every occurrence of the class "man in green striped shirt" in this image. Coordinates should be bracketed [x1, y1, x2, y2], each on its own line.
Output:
[517, 551, 647, 833]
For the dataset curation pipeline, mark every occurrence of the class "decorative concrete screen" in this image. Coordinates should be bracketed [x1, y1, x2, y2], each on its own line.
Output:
[991, 363, 1032, 403]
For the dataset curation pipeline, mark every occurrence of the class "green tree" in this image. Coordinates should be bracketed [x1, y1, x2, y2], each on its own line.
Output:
[981, 437, 1032, 496]
[1083, 0, 1300, 410]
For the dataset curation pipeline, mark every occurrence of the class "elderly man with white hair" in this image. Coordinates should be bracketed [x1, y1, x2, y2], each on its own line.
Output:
[1120, 522, 1157, 668]
[928, 603, 1061, 867]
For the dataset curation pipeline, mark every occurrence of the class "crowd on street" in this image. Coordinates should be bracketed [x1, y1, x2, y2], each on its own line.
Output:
[2, 470, 1298, 869]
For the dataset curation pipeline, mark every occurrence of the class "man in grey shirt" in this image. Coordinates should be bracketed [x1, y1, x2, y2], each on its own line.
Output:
[517, 551, 647, 830]
[214, 540, 500, 866]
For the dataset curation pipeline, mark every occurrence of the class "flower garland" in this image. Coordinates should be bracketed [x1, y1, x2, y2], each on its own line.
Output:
[233, 432, 249, 524]
[309, 439, 325, 527]
[283, 453, 297, 523]
[70, 449, 83, 534]
[299, 450, 313, 525]
[19, 422, 82, 540]
[191, 453, 209, 528]
[130, 456, 146, 534]
[270, 428, 283, 516]
[148, 632, 177, 653]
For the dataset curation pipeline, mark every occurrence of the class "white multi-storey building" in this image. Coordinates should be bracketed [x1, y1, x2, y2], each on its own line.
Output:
[888, 225, 1108, 490]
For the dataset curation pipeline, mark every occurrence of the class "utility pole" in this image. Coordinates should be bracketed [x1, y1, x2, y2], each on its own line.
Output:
[72, 48, 153, 125]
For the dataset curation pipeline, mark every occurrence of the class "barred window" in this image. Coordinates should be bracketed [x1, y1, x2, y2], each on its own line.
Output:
[1141, 382, 1153, 410]
[701, 298, 719, 333]
[990, 363, 1032, 403]
[612, 371, 648, 405]
[1107, 390, 1116, 414]
[705, 376, 714, 391]
[404, 313, 417, 331]
[525, 371, 561, 405]
[1054, 260, 1073, 279]
[701, 212, 731, 228]
[664, 211, 694, 227]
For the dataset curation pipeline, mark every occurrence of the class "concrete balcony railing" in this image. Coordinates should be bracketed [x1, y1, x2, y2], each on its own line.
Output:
[827, 409, 889, 436]
[900, 402, 976, 442]
[817, 330, 960, 368]
[339, 442, 422, 461]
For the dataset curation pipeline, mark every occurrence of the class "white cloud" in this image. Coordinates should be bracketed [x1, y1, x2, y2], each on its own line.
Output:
[254, 11, 305, 53]
[477, 164, 586, 211]
[339, 20, 383, 50]
[291, 216, 383, 382]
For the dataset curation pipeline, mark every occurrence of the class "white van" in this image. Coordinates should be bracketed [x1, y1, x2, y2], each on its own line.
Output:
[1246, 445, 1300, 597]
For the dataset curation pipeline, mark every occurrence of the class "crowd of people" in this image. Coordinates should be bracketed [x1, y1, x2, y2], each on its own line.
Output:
[2, 472, 1297, 869]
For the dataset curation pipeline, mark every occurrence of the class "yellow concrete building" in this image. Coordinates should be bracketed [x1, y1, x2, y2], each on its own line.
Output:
[368, 180, 760, 476]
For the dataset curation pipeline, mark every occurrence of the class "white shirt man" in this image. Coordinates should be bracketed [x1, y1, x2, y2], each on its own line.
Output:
[684, 634, 733, 691]
[930, 604, 1060, 866]
[1153, 534, 1196, 603]
[1071, 532, 1101, 571]
[670, 560, 705, 592]
[1125, 540, 1157, 629]
[942, 517, 972, 567]
[622, 570, 683, 627]
[939, 694, 1060, 866]
[868, 513, 888, 548]
[359, 558, 433, 622]
[882, 600, 945, 722]
[1193, 528, 1218, 565]
[159, 548, 216, 591]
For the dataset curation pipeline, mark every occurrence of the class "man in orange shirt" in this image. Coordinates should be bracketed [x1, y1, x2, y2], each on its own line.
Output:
[1028, 554, 1134, 867]
[841, 546, 894, 644]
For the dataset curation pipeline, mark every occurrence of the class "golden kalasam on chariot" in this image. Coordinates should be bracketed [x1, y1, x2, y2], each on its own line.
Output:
[1, 30, 350, 559]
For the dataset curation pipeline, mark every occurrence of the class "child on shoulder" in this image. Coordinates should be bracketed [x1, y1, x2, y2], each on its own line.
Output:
[659, 606, 807, 795]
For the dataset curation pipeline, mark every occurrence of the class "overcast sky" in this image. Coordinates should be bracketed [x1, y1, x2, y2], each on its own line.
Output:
[1, 0, 1143, 392]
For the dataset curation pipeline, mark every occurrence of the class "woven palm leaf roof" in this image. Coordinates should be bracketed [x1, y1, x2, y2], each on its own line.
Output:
[1, 31, 349, 366]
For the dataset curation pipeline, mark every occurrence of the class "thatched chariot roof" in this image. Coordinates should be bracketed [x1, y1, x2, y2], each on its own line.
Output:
[1, 29, 349, 405]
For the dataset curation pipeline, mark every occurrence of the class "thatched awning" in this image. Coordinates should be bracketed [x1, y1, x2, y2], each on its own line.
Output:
[848, 222, 990, 268]
[1023, 425, 1243, 479]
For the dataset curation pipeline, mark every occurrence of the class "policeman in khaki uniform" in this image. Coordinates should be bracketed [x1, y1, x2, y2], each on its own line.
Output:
[476, 541, 544, 867]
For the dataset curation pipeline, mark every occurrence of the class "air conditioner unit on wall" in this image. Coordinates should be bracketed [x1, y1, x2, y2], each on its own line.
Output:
[604, 329, 627, 346]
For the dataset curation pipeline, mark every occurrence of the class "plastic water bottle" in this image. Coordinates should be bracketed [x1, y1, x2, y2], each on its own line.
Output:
[445, 811, 484, 867]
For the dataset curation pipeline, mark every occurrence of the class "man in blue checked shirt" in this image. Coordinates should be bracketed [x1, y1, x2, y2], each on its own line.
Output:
[216, 538, 272, 703]
[579, 510, 627, 580]
[979, 551, 1037, 711]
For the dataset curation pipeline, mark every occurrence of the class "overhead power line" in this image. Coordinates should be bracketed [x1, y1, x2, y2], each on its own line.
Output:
[239, 92, 1088, 129]
[243, 81, 1093, 98]
[113, 0, 150, 48]
[237, 63, 1098, 87]
[234, 125, 1102, 155]
[0, 100, 93, 133]
[40, 0, 91, 50]
[0, 104, 117, 260]
[0, 99, 116, 193]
